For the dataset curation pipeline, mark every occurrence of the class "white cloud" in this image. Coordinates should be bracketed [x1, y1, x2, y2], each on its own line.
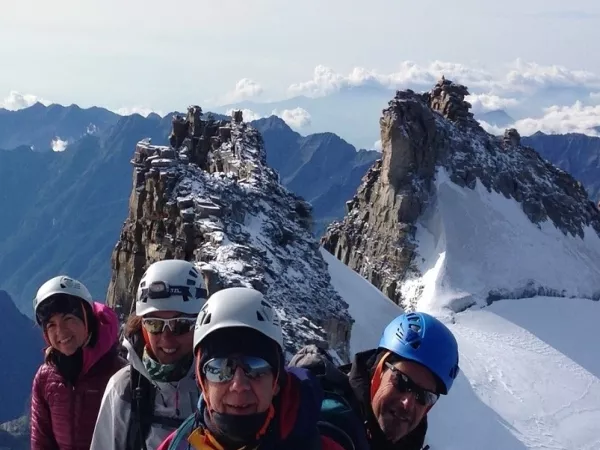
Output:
[286, 59, 600, 102]
[287, 61, 495, 98]
[502, 59, 600, 93]
[590, 92, 600, 102]
[115, 106, 163, 117]
[272, 107, 311, 129]
[477, 120, 506, 136]
[1, 91, 51, 110]
[373, 139, 383, 151]
[510, 102, 600, 137]
[51, 137, 68, 152]
[223, 107, 311, 129]
[465, 94, 519, 114]
[225, 108, 263, 122]
[220, 78, 263, 104]
[478, 101, 600, 138]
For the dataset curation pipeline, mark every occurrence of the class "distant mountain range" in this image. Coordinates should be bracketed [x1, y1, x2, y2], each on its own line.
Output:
[478, 109, 515, 128]
[0, 103, 119, 151]
[0, 104, 377, 314]
[2, 102, 600, 314]
[522, 132, 600, 204]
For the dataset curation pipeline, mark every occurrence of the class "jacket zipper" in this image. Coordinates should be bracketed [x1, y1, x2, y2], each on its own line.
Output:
[70, 383, 76, 449]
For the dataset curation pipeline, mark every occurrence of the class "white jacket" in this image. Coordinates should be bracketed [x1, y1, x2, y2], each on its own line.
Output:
[90, 337, 199, 450]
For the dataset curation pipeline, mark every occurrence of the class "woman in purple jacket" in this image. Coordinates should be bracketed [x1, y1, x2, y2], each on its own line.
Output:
[30, 275, 124, 450]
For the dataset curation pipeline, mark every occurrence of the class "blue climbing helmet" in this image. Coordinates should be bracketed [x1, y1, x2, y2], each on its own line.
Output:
[378, 312, 460, 395]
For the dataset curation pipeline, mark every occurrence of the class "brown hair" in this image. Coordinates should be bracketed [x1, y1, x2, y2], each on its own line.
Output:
[124, 314, 143, 339]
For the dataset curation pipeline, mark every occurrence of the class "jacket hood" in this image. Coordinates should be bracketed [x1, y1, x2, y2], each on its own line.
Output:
[81, 301, 119, 375]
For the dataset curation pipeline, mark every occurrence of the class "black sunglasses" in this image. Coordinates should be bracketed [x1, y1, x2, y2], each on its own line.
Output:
[202, 356, 273, 383]
[385, 362, 440, 407]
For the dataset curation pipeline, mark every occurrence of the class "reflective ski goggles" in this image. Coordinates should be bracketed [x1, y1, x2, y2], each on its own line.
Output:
[202, 356, 273, 383]
[141, 317, 196, 336]
[385, 362, 440, 407]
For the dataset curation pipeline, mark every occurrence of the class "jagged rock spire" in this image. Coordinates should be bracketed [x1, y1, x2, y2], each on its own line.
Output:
[322, 79, 600, 310]
[111, 107, 353, 359]
[427, 77, 475, 124]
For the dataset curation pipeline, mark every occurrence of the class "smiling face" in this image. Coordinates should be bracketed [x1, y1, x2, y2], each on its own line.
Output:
[45, 313, 88, 356]
[143, 310, 195, 364]
[371, 358, 438, 442]
[204, 364, 278, 415]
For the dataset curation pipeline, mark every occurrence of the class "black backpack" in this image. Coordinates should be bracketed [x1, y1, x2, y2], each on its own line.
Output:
[125, 367, 185, 450]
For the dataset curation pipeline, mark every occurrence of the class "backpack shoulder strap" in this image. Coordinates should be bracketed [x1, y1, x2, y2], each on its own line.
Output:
[318, 390, 370, 450]
[166, 413, 198, 450]
[317, 421, 355, 450]
[125, 366, 155, 450]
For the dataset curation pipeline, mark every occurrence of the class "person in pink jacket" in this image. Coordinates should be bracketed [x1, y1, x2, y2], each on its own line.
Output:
[30, 275, 124, 450]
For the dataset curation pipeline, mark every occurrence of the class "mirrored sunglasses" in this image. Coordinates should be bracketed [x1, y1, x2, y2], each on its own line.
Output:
[141, 317, 196, 336]
[202, 356, 273, 383]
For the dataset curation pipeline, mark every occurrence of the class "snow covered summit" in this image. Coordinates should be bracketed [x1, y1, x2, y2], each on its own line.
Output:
[322, 78, 600, 312]
[107, 107, 352, 360]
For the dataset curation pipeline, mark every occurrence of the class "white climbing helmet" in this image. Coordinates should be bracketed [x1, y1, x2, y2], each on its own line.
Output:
[194, 287, 283, 351]
[136, 259, 208, 316]
[33, 276, 93, 322]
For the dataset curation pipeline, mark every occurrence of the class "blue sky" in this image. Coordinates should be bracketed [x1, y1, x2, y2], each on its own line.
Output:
[2, 0, 600, 112]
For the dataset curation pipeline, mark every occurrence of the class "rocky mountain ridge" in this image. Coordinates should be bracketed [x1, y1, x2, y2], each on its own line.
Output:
[322, 78, 600, 308]
[107, 108, 352, 360]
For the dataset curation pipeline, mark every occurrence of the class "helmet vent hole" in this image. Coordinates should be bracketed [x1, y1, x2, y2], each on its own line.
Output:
[256, 311, 265, 322]
[188, 269, 199, 278]
[140, 281, 146, 288]
[409, 324, 421, 333]
[187, 279, 196, 286]
[410, 341, 421, 350]
[202, 313, 212, 325]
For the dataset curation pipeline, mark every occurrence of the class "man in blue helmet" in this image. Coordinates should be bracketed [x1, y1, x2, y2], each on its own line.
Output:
[289, 312, 460, 450]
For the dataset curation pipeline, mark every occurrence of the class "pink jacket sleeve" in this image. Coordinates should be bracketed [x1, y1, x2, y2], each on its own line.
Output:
[30, 366, 58, 450]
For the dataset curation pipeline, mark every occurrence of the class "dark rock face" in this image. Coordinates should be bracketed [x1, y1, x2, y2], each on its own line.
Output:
[108, 110, 353, 360]
[322, 78, 600, 306]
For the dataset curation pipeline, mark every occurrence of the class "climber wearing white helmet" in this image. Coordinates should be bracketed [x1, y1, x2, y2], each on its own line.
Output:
[90, 259, 208, 450]
[30, 275, 124, 450]
[157, 287, 346, 450]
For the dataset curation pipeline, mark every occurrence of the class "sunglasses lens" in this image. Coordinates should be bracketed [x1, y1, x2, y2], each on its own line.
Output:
[169, 318, 195, 336]
[142, 319, 164, 334]
[242, 356, 273, 379]
[390, 367, 439, 407]
[203, 356, 272, 383]
[424, 391, 439, 406]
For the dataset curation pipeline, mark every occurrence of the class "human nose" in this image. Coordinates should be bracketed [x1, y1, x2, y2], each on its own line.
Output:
[158, 323, 176, 341]
[398, 391, 417, 410]
[56, 320, 68, 335]
[229, 367, 251, 392]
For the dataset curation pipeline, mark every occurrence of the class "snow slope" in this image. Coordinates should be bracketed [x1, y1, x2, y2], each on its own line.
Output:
[401, 167, 600, 312]
[322, 247, 600, 450]
[320, 248, 402, 354]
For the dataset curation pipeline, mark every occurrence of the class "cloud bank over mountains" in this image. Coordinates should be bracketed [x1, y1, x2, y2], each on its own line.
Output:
[4, 59, 600, 147]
